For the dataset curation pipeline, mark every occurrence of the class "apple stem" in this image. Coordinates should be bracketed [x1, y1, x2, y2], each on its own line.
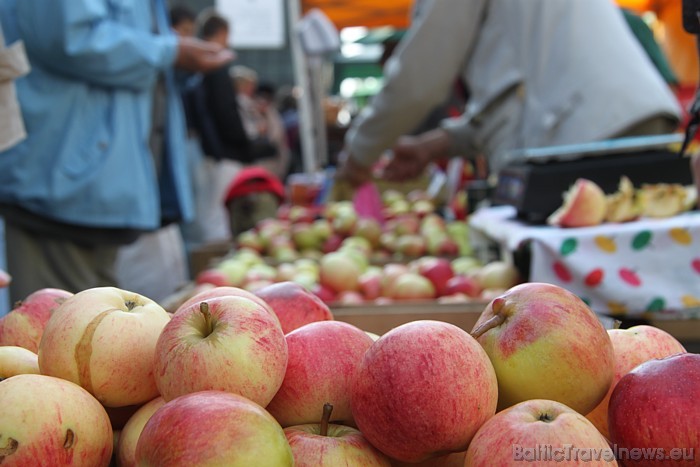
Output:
[200, 302, 214, 338]
[613, 319, 622, 330]
[471, 312, 507, 340]
[320, 403, 333, 437]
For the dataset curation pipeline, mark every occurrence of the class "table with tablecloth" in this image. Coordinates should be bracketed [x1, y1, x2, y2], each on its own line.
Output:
[469, 206, 700, 318]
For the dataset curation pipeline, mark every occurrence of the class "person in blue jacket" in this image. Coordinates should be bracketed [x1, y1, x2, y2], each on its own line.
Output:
[0, 0, 233, 302]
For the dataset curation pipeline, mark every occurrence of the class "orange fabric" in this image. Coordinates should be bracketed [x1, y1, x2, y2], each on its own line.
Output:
[301, 0, 413, 29]
[617, 0, 699, 86]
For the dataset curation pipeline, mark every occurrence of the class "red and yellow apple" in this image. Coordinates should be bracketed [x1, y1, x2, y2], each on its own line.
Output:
[135, 391, 293, 466]
[471, 282, 614, 414]
[608, 353, 700, 467]
[466, 399, 616, 466]
[0, 345, 40, 378]
[254, 281, 333, 334]
[0, 374, 113, 466]
[116, 397, 166, 467]
[351, 320, 498, 463]
[0, 288, 73, 352]
[585, 325, 686, 438]
[154, 296, 288, 406]
[38, 287, 171, 407]
[266, 321, 374, 427]
[285, 403, 391, 466]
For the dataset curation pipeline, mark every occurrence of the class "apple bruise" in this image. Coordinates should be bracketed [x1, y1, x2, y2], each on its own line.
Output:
[75, 310, 115, 398]
[0, 436, 19, 463]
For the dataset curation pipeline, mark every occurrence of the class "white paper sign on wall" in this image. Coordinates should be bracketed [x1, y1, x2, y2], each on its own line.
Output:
[216, 0, 286, 49]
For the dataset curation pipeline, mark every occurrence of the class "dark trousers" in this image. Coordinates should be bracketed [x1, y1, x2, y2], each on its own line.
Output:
[4, 221, 119, 303]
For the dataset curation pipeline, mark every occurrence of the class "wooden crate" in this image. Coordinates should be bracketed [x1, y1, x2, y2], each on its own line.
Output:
[332, 301, 488, 335]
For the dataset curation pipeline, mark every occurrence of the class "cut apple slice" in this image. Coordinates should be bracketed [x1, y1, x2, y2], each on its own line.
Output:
[605, 176, 640, 223]
[547, 178, 607, 228]
[638, 183, 687, 218]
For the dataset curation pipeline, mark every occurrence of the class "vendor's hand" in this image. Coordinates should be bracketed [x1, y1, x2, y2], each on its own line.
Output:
[335, 149, 373, 188]
[383, 135, 436, 182]
[176, 37, 235, 73]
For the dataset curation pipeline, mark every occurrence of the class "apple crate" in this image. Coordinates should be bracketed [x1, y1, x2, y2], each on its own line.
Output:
[332, 300, 489, 336]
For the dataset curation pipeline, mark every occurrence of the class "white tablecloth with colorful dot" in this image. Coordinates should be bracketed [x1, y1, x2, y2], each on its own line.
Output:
[470, 206, 700, 317]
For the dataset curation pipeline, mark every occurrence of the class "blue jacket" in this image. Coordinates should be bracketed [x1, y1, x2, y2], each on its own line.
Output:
[0, 0, 193, 230]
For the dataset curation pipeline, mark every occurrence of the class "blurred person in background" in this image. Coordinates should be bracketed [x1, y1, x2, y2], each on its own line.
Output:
[0, 20, 29, 314]
[336, 0, 681, 188]
[0, 0, 232, 303]
[181, 9, 250, 247]
[256, 82, 292, 181]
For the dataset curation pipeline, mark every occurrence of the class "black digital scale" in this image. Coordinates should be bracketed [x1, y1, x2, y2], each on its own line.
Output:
[492, 134, 695, 224]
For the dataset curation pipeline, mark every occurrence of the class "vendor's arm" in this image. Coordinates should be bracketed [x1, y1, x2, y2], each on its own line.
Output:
[15, 1, 228, 90]
[344, 0, 486, 168]
[382, 128, 451, 182]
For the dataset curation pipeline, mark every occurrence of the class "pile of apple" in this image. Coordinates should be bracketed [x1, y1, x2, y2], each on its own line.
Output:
[236, 189, 473, 263]
[1, 280, 698, 466]
[197, 243, 521, 306]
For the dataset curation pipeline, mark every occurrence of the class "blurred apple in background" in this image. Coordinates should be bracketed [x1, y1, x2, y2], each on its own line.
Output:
[444, 275, 482, 298]
[38, 287, 171, 407]
[154, 296, 288, 406]
[451, 257, 482, 276]
[319, 251, 363, 293]
[236, 230, 264, 253]
[466, 399, 616, 466]
[390, 272, 435, 301]
[416, 257, 455, 297]
[585, 325, 686, 438]
[292, 223, 323, 251]
[474, 260, 520, 290]
[311, 218, 332, 241]
[254, 281, 333, 335]
[312, 283, 337, 305]
[136, 391, 293, 466]
[426, 234, 460, 257]
[351, 320, 498, 463]
[116, 396, 166, 467]
[380, 263, 410, 297]
[336, 290, 366, 305]
[471, 282, 614, 415]
[0, 287, 73, 352]
[195, 268, 231, 287]
[608, 353, 700, 467]
[322, 233, 344, 253]
[353, 217, 383, 248]
[387, 215, 420, 236]
[285, 403, 391, 467]
[0, 374, 113, 466]
[0, 345, 40, 379]
[359, 267, 384, 301]
[341, 236, 373, 257]
[266, 321, 374, 427]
